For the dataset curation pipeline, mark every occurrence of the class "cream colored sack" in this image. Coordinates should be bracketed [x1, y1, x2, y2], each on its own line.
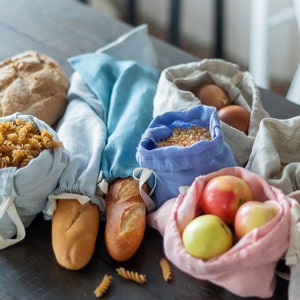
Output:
[246, 116, 300, 195]
[153, 59, 269, 166]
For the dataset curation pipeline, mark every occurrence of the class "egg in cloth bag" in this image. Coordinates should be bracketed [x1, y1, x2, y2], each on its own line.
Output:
[152, 58, 270, 166]
[136, 104, 237, 209]
[147, 167, 292, 298]
[0, 112, 68, 249]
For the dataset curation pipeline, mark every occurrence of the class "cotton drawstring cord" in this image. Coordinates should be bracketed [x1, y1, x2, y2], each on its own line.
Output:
[133, 167, 156, 212]
[0, 196, 26, 249]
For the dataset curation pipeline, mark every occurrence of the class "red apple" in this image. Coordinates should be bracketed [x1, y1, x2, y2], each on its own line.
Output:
[234, 201, 279, 239]
[200, 175, 253, 225]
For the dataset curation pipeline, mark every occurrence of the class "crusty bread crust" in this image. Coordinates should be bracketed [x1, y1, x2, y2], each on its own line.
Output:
[52, 199, 99, 270]
[0, 51, 69, 125]
[105, 177, 147, 261]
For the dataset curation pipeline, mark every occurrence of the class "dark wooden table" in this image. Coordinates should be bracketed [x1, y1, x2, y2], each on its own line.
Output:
[0, 0, 299, 299]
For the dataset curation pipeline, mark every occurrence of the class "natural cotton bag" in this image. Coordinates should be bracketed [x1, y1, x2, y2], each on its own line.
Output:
[246, 116, 300, 194]
[153, 58, 269, 166]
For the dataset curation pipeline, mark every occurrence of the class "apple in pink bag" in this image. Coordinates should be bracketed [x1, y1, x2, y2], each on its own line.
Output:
[235, 200, 279, 239]
[199, 174, 254, 225]
[147, 166, 291, 298]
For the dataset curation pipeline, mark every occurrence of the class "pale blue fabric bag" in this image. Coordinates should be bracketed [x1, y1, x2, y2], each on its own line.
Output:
[44, 25, 159, 215]
[44, 72, 107, 214]
[136, 105, 237, 208]
[0, 113, 68, 248]
[68, 52, 159, 184]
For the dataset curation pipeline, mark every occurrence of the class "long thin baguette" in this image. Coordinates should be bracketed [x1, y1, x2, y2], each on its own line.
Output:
[105, 177, 147, 261]
[52, 198, 99, 270]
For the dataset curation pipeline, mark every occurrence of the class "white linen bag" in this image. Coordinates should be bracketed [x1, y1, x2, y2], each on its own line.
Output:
[0, 113, 68, 249]
[153, 58, 269, 166]
[246, 116, 300, 195]
[284, 191, 300, 300]
[245, 117, 300, 300]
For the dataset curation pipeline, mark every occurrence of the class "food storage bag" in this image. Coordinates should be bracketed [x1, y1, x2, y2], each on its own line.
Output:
[40, 25, 159, 272]
[0, 113, 68, 249]
[136, 105, 237, 209]
[147, 167, 291, 298]
[284, 190, 300, 300]
[246, 116, 300, 195]
[152, 58, 270, 166]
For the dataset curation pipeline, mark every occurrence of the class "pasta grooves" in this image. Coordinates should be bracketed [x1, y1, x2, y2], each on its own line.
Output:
[116, 267, 146, 283]
[94, 274, 112, 298]
[160, 258, 172, 282]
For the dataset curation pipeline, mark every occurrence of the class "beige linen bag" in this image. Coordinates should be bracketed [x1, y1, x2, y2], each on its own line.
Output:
[153, 58, 269, 166]
[246, 116, 300, 195]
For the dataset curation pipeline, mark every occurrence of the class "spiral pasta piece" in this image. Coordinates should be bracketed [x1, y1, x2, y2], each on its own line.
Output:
[94, 274, 112, 298]
[160, 258, 172, 282]
[116, 267, 146, 283]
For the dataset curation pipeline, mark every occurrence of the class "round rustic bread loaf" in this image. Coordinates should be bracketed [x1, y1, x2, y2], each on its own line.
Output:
[0, 50, 69, 126]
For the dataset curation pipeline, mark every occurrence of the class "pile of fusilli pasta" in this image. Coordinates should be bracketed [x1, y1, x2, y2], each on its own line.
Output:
[0, 118, 62, 169]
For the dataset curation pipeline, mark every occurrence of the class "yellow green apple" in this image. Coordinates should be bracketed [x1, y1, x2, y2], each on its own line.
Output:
[234, 201, 279, 239]
[182, 214, 233, 260]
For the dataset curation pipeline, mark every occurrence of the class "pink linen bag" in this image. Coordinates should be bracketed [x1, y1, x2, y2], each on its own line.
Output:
[148, 167, 291, 298]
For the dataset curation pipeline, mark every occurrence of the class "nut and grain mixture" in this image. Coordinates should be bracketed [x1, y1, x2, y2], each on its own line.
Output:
[156, 125, 211, 148]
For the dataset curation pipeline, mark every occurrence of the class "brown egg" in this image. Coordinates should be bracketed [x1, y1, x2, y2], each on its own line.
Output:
[217, 105, 250, 134]
[192, 83, 230, 110]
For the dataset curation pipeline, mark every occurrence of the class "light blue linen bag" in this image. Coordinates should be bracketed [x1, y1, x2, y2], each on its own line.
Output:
[0, 113, 68, 248]
[67, 53, 159, 184]
[44, 25, 159, 215]
[45, 71, 107, 213]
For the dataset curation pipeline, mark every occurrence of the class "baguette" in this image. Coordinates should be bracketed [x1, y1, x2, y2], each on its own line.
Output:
[105, 177, 147, 261]
[52, 198, 99, 270]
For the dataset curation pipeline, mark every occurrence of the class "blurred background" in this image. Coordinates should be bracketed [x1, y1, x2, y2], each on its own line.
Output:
[81, 0, 300, 103]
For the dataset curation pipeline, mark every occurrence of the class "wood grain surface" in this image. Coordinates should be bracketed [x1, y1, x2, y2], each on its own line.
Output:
[0, 0, 298, 299]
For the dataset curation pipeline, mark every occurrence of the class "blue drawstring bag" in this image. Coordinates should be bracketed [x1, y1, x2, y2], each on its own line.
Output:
[136, 105, 237, 209]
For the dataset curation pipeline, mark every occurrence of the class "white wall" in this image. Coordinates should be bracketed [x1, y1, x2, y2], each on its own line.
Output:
[111, 0, 300, 84]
